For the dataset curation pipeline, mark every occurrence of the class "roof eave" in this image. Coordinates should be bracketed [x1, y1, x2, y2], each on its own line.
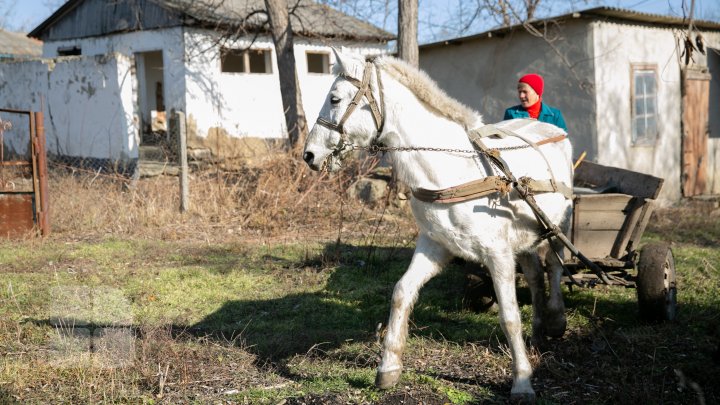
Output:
[420, 6, 720, 49]
[28, 0, 84, 39]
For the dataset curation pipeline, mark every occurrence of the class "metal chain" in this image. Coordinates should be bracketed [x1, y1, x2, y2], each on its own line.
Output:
[352, 142, 531, 156]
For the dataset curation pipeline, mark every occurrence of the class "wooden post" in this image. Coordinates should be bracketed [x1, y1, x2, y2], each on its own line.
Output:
[174, 110, 189, 212]
[34, 112, 50, 236]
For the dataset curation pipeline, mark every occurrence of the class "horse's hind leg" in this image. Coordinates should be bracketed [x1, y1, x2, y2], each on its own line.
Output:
[518, 252, 546, 346]
[541, 240, 567, 338]
[376, 234, 451, 389]
[487, 251, 535, 401]
[544, 240, 567, 338]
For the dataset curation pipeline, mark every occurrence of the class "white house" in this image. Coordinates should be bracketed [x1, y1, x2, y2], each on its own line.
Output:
[0, 0, 391, 171]
[419, 7, 720, 203]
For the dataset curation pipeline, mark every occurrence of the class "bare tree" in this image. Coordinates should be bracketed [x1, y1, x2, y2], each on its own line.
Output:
[0, 0, 17, 30]
[317, 0, 396, 33]
[264, 0, 308, 152]
[397, 0, 418, 66]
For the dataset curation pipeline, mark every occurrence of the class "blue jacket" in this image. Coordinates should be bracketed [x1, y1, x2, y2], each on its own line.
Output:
[503, 103, 567, 132]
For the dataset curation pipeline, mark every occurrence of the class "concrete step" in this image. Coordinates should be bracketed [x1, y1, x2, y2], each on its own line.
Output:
[139, 145, 168, 161]
[138, 161, 179, 177]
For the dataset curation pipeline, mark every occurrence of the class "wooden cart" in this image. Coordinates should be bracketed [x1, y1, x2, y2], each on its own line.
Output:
[567, 160, 676, 321]
[465, 161, 677, 322]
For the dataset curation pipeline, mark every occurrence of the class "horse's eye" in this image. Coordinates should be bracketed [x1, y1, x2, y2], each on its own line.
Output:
[330, 96, 341, 105]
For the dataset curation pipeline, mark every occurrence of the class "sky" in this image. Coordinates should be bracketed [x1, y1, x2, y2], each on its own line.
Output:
[4, 0, 720, 41]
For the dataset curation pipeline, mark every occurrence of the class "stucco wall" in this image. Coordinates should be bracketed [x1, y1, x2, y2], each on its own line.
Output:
[419, 20, 597, 160]
[593, 22, 720, 202]
[42, 27, 188, 117]
[181, 29, 386, 157]
[43, 27, 386, 159]
[0, 53, 137, 164]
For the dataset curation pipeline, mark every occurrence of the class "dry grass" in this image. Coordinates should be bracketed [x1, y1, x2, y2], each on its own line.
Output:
[47, 152, 415, 244]
[3, 153, 720, 404]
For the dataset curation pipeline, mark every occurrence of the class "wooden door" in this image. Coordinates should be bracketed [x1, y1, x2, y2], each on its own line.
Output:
[681, 68, 711, 197]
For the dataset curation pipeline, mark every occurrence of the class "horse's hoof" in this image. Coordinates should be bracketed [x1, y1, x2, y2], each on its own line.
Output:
[544, 315, 567, 338]
[375, 368, 402, 389]
[510, 391, 536, 404]
[531, 333, 547, 349]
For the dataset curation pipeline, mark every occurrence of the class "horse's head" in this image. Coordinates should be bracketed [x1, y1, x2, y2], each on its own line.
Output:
[303, 49, 384, 172]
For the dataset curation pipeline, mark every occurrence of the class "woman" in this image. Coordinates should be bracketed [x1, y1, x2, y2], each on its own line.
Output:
[504, 73, 567, 131]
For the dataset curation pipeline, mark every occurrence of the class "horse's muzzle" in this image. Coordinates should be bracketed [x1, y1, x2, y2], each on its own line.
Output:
[303, 151, 314, 165]
[303, 151, 323, 171]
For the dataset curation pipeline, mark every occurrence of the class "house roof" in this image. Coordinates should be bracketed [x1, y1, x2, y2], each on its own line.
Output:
[29, 0, 394, 42]
[0, 29, 42, 59]
[421, 6, 720, 48]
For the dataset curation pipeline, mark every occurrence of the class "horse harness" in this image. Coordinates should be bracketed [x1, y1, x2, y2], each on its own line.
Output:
[412, 127, 572, 204]
[314, 60, 572, 204]
[314, 58, 616, 285]
[315, 60, 385, 158]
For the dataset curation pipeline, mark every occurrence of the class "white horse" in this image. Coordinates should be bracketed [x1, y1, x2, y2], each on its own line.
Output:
[302, 50, 573, 402]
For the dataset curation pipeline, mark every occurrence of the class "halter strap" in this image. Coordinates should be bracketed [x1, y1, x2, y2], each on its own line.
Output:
[315, 60, 384, 137]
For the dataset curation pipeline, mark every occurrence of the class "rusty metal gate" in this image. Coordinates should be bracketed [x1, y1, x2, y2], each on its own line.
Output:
[0, 108, 50, 237]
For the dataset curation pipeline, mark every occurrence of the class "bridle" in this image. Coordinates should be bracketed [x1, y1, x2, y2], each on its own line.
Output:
[315, 59, 385, 159]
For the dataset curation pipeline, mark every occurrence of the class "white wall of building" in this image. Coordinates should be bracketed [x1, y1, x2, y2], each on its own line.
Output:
[593, 22, 720, 201]
[0, 53, 137, 163]
[42, 26, 387, 152]
[592, 21, 683, 202]
[43, 27, 188, 118]
[182, 28, 387, 141]
[419, 21, 597, 160]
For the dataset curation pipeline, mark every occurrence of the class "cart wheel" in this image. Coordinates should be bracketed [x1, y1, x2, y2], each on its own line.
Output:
[637, 242, 677, 322]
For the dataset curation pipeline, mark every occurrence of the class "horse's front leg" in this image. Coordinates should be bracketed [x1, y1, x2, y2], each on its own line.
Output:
[376, 233, 451, 389]
[487, 251, 536, 402]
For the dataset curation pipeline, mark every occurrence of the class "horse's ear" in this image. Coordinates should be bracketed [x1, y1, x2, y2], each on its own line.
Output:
[332, 48, 364, 79]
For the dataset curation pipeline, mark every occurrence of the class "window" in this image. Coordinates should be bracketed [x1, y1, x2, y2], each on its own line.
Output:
[57, 46, 81, 56]
[220, 48, 272, 73]
[306, 52, 330, 74]
[631, 65, 658, 144]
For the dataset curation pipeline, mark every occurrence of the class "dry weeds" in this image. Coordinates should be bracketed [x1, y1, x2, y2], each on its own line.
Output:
[47, 152, 415, 245]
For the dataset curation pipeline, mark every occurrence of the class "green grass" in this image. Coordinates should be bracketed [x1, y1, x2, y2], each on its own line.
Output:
[1, 207, 720, 403]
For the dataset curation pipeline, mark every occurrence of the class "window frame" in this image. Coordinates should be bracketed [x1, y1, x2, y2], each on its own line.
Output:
[306, 51, 330, 74]
[220, 48, 273, 74]
[57, 46, 81, 56]
[630, 64, 659, 146]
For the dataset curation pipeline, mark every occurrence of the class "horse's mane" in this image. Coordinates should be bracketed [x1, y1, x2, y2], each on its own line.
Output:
[376, 56, 482, 130]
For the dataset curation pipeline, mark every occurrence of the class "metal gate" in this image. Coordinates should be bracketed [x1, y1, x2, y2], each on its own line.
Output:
[0, 109, 50, 237]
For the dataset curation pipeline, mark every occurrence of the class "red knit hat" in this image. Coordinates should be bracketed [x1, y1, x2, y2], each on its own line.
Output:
[519, 74, 544, 97]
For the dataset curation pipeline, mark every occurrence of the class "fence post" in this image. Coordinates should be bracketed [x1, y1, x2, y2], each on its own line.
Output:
[34, 111, 50, 236]
[174, 110, 189, 212]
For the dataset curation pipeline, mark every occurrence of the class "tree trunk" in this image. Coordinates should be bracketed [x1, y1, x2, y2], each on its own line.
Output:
[397, 0, 418, 67]
[264, 0, 308, 152]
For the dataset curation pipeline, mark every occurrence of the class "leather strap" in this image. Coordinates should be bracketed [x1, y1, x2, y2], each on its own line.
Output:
[412, 125, 572, 204]
[413, 176, 512, 203]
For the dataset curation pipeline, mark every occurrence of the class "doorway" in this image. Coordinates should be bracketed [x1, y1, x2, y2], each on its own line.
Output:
[135, 51, 166, 146]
